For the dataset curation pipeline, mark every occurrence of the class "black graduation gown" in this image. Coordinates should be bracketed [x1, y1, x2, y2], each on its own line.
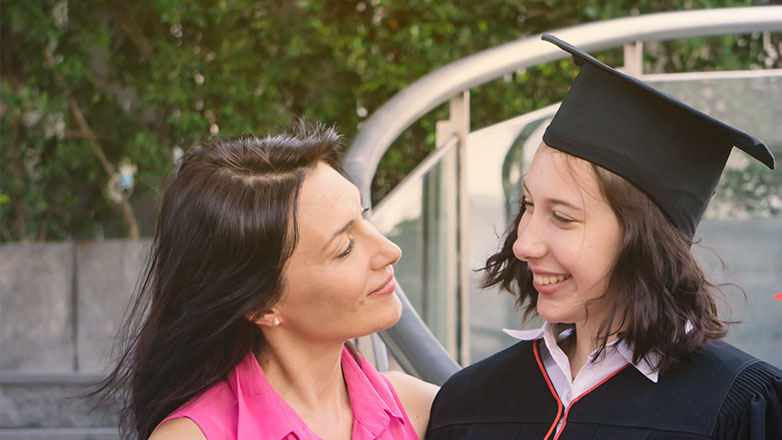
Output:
[426, 340, 782, 439]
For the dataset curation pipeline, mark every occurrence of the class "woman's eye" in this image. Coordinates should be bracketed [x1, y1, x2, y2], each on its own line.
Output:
[337, 238, 354, 259]
[521, 198, 534, 211]
[552, 212, 573, 223]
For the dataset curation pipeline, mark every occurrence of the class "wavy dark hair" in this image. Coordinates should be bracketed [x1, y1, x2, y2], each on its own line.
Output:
[93, 122, 351, 439]
[483, 149, 728, 375]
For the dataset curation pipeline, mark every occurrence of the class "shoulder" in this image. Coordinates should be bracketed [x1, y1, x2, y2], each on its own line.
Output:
[710, 344, 782, 439]
[674, 341, 781, 396]
[429, 341, 538, 422]
[674, 341, 782, 439]
[663, 340, 777, 386]
[382, 370, 439, 438]
[438, 340, 534, 396]
[149, 417, 207, 440]
[382, 370, 439, 410]
[173, 377, 237, 415]
[698, 340, 770, 371]
[152, 378, 237, 440]
[724, 356, 782, 402]
[427, 341, 550, 437]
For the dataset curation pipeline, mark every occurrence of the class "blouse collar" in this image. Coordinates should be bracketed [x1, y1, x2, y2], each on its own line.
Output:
[504, 321, 660, 383]
[229, 346, 405, 440]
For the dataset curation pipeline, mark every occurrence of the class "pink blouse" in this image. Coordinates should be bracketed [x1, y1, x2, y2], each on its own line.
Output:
[160, 346, 419, 439]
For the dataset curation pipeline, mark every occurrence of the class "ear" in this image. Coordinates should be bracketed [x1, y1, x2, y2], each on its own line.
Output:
[247, 309, 283, 328]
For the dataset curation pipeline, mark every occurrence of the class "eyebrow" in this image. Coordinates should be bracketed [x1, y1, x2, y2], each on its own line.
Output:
[322, 219, 355, 252]
[523, 183, 582, 211]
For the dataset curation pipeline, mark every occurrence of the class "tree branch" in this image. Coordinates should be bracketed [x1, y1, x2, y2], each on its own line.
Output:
[105, 3, 154, 59]
[9, 117, 27, 242]
[43, 46, 140, 239]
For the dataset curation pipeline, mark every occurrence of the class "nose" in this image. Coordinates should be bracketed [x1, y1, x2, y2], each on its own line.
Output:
[367, 223, 402, 270]
[512, 214, 546, 262]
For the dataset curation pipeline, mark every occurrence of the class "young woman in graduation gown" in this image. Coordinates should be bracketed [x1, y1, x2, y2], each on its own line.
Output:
[426, 36, 782, 440]
[95, 123, 438, 439]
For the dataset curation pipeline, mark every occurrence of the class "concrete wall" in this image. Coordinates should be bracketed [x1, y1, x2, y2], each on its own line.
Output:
[0, 240, 150, 374]
[0, 243, 75, 372]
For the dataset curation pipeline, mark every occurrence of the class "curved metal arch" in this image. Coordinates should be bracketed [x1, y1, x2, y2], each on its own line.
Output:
[344, 6, 782, 198]
[343, 6, 782, 384]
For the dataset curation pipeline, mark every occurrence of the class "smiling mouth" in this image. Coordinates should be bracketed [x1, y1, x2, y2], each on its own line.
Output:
[533, 273, 571, 285]
[368, 273, 395, 296]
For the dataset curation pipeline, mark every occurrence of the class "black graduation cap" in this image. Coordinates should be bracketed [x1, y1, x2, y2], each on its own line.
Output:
[540, 34, 775, 235]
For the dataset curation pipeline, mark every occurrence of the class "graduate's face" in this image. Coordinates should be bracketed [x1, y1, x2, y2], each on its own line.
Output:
[513, 144, 622, 328]
[270, 163, 403, 342]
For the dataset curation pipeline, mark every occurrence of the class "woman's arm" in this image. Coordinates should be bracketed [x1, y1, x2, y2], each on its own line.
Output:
[148, 417, 207, 440]
[383, 370, 440, 439]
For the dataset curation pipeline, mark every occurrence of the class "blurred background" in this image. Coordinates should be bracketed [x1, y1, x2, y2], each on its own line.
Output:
[1, 1, 781, 438]
[2, 0, 780, 240]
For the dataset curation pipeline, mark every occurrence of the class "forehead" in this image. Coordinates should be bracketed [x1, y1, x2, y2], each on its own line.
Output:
[295, 163, 359, 245]
[526, 143, 604, 204]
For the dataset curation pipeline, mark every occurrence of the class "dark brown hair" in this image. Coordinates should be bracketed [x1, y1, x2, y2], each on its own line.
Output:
[483, 150, 727, 375]
[94, 122, 351, 439]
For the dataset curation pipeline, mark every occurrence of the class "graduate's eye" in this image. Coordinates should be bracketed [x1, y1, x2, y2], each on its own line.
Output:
[361, 207, 370, 220]
[337, 238, 355, 259]
[552, 211, 574, 223]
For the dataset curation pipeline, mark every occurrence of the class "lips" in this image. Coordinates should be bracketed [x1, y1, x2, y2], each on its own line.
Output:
[368, 273, 395, 297]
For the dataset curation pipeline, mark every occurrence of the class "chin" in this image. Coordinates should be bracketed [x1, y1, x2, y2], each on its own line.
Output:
[376, 295, 403, 331]
[536, 303, 575, 325]
[348, 296, 403, 340]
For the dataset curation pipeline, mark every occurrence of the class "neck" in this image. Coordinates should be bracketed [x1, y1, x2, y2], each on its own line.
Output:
[257, 332, 350, 417]
[563, 320, 619, 379]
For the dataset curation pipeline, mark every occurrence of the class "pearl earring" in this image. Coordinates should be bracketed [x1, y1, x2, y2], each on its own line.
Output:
[272, 317, 281, 326]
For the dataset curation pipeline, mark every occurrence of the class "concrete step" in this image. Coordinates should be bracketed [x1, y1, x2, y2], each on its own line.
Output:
[0, 372, 119, 430]
[0, 427, 119, 439]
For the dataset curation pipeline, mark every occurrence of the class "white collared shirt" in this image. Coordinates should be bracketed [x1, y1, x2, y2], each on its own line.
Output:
[504, 321, 660, 409]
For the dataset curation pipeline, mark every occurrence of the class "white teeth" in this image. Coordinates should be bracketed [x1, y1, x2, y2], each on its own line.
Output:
[533, 274, 571, 285]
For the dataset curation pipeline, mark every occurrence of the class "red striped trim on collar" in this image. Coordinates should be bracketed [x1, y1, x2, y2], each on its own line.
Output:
[533, 339, 632, 440]
[533, 340, 563, 440]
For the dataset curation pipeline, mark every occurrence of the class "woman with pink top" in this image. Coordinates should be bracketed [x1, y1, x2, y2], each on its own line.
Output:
[96, 122, 437, 439]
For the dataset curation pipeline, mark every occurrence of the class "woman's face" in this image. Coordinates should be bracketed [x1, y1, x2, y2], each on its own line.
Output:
[273, 162, 402, 343]
[513, 143, 622, 328]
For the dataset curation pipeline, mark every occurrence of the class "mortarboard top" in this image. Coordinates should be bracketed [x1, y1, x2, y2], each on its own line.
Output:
[540, 34, 775, 236]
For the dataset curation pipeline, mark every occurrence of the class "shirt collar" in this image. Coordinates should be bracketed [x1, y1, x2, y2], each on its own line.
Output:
[613, 339, 659, 382]
[503, 322, 660, 383]
[230, 347, 405, 440]
[340, 347, 405, 437]
[231, 352, 308, 440]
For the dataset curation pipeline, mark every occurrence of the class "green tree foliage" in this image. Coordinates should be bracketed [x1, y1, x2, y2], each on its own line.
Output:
[1, 0, 778, 241]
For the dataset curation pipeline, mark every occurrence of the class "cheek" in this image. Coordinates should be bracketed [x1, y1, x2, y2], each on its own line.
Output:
[549, 234, 584, 266]
[332, 263, 368, 290]
[578, 240, 619, 291]
[550, 234, 614, 288]
[592, 225, 622, 278]
[316, 265, 370, 310]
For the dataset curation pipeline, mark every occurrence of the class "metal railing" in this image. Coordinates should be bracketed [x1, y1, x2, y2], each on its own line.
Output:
[344, 6, 782, 385]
